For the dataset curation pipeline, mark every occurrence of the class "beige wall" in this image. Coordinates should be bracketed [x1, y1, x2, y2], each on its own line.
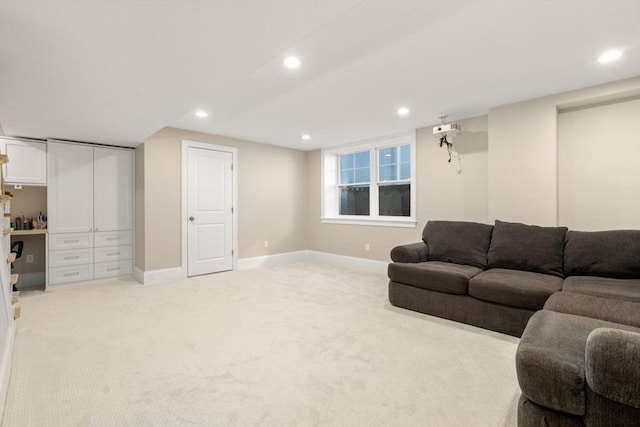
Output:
[134, 145, 145, 270]
[140, 127, 308, 271]
[307, 116, 489, 262]
[558, 97, 640, 230]
[488, 76, 640, 226]
[136, 77, 640, 271]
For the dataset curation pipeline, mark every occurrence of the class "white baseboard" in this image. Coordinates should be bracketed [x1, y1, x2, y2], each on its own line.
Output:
[133, 267, 144, 284]
[306, 251, 389, 274]
[141, 267, 184, 286]
[16, 272, 45, 290]
[140, 251, 387, 283]
[238, 250, 388, 274]
[237, 250, 313, 270]
[0, 325, 15, 422]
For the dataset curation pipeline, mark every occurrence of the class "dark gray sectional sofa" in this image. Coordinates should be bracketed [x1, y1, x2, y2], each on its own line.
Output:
[389, 220, 568, 337]
[387, 220, 640, 425]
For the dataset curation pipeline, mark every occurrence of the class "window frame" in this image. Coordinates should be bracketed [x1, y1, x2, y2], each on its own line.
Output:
[321, 131, 417, 228]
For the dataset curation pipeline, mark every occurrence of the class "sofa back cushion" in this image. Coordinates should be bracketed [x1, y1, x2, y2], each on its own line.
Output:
[487, 220, 568, 277]
[422, 220, 493, 269]
[564, 230, 640, 279]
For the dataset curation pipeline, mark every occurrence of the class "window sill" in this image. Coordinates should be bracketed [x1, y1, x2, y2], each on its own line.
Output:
[321, 217, 417, 228]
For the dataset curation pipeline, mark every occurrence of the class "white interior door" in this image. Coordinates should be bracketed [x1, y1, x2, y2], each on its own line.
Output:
[187, 147, 233, 276]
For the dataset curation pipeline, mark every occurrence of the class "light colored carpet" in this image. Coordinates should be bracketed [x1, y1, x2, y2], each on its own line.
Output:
[2, 260, 520, 426]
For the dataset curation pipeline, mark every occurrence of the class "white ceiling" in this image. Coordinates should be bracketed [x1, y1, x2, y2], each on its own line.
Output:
[1, 1, 639, 150]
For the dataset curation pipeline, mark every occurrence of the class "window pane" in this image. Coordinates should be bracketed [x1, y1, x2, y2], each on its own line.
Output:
[340, 154, 354, 171]
[379, 164, 396, 181]
[379, 184, 410, 216]
[399, 162, 410, 180]
[354, 167, 370, 183]
[379, 147, 396, 165]
[399, 144, 410, 162]
[340, 185, 370, 215]
[340, 169, 354, 184]
[354, 151, 370, 168]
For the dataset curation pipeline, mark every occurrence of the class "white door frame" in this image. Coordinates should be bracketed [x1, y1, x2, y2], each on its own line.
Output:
[181, 140, 238, 278]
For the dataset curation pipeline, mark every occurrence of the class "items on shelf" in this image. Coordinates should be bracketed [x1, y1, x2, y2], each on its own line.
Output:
[13, 211, 47, 231]
[3, 194, 11, 229]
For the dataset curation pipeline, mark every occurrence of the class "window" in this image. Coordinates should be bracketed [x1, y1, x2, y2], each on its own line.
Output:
[322, 132, 416, 227]
[378, 145, 411, 216]
[339, 151, 370, 215]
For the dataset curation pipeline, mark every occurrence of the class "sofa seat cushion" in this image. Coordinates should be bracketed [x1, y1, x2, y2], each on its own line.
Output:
[544, 292, 640, 328]
[387, 261, 482, 295]
[564, 229, 640, 279]
[469, 269, 563, 310]
[563, 276, 640, 303]
[516, 311, 640, 416]
[487, 220, 567, 277]
[422, 220, 493, 269]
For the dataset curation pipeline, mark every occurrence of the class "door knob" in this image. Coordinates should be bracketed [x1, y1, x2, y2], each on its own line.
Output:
[189, 216, 195, 221]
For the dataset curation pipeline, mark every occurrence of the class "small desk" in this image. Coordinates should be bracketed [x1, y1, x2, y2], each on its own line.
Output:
[11, 229, 48, 236]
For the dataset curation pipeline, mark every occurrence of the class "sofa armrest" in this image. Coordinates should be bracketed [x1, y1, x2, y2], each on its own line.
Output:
[390, 242, 428, 263]
[586, 328, 640, 409]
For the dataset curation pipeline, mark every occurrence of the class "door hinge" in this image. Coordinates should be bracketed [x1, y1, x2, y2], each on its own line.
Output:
[231, 163, 234, 171]
[231, 207, 234, 213]
[232, 249, 234, 256]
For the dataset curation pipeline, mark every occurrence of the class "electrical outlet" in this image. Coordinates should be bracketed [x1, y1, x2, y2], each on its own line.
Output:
[365, 243, 370, 251]
[264, 241, 269, 248]
[26, 254, 33, 263]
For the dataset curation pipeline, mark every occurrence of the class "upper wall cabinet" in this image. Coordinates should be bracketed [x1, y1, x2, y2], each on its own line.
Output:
[0, 138, 47, 185]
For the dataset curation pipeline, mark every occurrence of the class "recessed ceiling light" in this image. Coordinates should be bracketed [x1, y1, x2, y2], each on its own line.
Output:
[301, 134, 310, 141]
[397, 107, 410, 116]
[284, 56, 301, 69]
[195, 110, 208, 118]
[598, 49, 623, 63]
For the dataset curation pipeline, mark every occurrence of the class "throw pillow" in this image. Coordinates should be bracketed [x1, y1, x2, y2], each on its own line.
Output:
[422, 220, 493, 269]
[487, 220, 567, 277]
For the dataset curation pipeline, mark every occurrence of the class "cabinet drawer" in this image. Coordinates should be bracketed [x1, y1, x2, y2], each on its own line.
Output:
[94, 245, 132, 263]
[94, 260, 132, 279]
[49, 233, 93, 250]
[49, 248, 93, 267]
[94, 231, 132, 247]
[49, 264, 94, 285]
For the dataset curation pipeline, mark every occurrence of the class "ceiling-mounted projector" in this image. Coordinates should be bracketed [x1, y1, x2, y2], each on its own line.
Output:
[433, 123, 461, 135]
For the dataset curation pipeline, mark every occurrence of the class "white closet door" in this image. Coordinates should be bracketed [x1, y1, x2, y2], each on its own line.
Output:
[47, 142, 94, 233]
[93, 147, 133, 231]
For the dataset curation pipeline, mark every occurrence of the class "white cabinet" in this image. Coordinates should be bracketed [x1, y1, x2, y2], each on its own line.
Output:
[47, 143, 94, 233]
[0, 138, 47, 185]
[47, 142, 133, 285]
[94, 147, 133, 231]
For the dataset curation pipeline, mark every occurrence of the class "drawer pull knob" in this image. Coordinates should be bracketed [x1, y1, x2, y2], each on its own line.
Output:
[63, 256, 80, 260]
[107, 267, 120, 272]
[106, 252, 119, 256]
[106, 237, 119, 241]
[64, 240, 80, 244]
[64, 272, 80, 277]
